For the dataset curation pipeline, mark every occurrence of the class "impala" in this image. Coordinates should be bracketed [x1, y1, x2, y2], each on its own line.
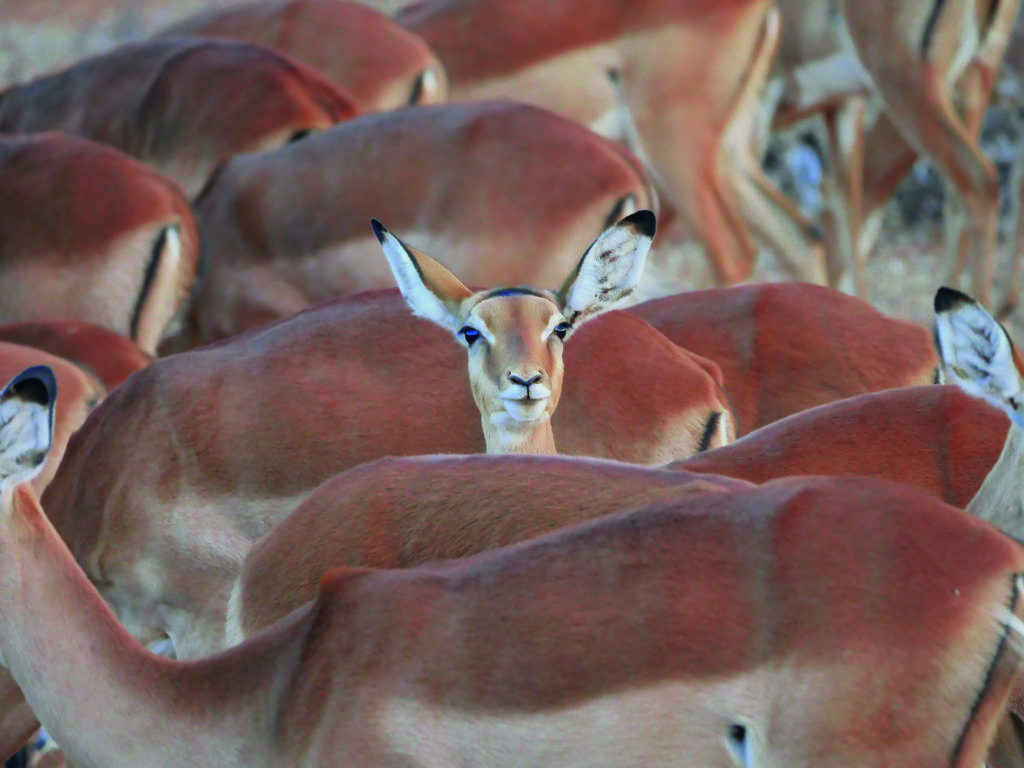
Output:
[0, 133, 199, 355]
[0, 38, 358, 197]
[931, 284, 1024, 765]
[227, 455, 749, 645]
[628, 281, 939, 433]
[40, 275, 731, 655]
[678, 384, 1007, 506]
[375, 210, 654, 454]
[4, 367, 1024, 767]
[388, 0, 823, 286]
[0, 321, 151, 392]
[177, 101, 655, 348]
[768, 0, 1018, 306]
[157, 0, 447, 111]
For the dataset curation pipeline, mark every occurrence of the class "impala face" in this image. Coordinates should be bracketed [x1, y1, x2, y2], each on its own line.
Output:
[373, 210, 655, 454]
[458, 289, 570, 431]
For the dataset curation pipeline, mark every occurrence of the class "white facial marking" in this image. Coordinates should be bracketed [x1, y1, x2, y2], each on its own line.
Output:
[494, 399, 551, 425]
[463, 314, 495, 347]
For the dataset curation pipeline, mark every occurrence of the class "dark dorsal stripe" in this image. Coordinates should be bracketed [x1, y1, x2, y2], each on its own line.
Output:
[130, 226, 168, 343]
[921, 0, 948, 58]
[697, 411, 722, 453]
[603, 192, 635, 231]
[985, 0, 1002, 30]
[950, 575, 1020, 764]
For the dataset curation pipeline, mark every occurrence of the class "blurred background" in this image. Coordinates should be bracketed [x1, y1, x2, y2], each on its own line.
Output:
[2, 0, 1023, 331]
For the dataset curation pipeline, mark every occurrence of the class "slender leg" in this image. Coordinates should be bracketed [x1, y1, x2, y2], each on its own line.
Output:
[821, 96, 869, 294]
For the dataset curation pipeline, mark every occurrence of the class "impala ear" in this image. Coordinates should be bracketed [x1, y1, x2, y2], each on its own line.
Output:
[0, 365, 56, 493]
[371, 219, 473, 332]
[556, 209, 654, 326]
[934, 286, 1024, 427]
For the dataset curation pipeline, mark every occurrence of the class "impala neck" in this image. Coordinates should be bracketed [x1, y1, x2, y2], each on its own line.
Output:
[966, 423, 1024, 541]
[482, 415, 557, 455]
[0, 484, 293, 768]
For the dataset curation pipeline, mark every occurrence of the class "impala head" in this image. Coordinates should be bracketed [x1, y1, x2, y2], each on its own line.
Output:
[372, 211, 656, 454]
[934, 287, 1024, 428]
[0, 366, 55, 502]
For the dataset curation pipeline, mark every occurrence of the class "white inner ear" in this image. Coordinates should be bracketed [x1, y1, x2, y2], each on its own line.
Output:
[936, 303, 1023, 417]
[565, 225, 651, 318]
[377, 230, 460, 332]
[0, 396, 52, 492]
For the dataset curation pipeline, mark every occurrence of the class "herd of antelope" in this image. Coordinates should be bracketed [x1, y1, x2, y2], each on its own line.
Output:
[1, 0, 1024, 766]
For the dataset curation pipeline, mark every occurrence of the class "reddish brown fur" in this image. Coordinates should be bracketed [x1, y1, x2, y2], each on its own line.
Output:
[159, 0, 447, 110]
[265, 477, 1024, 766]
[237, 456, 749, 638]
[0, 134, 199, 352]
[396, 0, 785, 285]
[399, 0, 757, 81]
[7, 470, 1024, 765]
[0, 38, 358, 196]
[46, 290, 732, 550]
[178, 102, 654, 347]
[30, 288, 730, 714]
[0, 322, 151, 392]
[679, 386, 1007, 508]
[629, 283, 939, 433]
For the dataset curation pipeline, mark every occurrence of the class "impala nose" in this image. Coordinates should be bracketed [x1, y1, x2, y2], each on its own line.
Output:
[508, 373, 542, 388]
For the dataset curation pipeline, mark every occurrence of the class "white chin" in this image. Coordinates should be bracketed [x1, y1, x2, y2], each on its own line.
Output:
[496, 399, 550, 424]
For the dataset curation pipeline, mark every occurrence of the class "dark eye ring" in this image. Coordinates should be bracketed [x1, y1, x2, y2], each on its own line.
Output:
[459, 326, 481, 346]
[553, 322, 572, 340]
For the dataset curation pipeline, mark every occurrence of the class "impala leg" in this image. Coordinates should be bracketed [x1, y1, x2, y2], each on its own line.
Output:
[0, 671, 38, 765]
[857, 112, 920, 263]
[821, 96, 868, 294]
[1001, 153, 1024, 318]
[727, 154, 828, 284]
[619, 10, 776, 286]
[632, 106, 758, 286]
[686, 150, 760, 286]
[878, 66, 999, 307]
[719, 6, 828, 285]
[959, 60, 995, 140]
[955, 58, 1018, 318]
[722, 96, 828, 284]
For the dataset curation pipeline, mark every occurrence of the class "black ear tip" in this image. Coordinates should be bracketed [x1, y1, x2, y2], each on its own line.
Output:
[934, 286, 975, 313]
[621, 209, 656, 238]
[7, 365, 57, 408]
[370, 218, 387, 244]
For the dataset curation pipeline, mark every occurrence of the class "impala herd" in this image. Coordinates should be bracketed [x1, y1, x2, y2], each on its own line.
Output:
[2, 0, 1024, 766]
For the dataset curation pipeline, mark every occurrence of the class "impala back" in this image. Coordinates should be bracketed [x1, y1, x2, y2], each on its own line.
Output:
[0, 38, 359, 197]
[41, 291, 733, 656]
[158, 0, 448, 110]
[0, 133, 200, 354]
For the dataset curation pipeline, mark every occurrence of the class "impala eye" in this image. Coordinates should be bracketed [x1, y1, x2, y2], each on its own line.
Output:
[552, 321, 572, 340]
[459, 326, 481, 346]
